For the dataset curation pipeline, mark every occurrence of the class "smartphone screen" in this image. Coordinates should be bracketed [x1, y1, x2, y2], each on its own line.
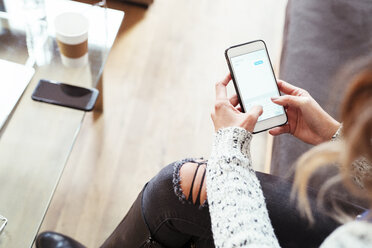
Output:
[230, 49, 284, 122]
[32, 79, 99, 111]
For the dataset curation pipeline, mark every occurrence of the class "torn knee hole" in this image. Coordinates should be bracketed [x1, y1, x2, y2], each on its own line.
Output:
[177, 162, 207, 206]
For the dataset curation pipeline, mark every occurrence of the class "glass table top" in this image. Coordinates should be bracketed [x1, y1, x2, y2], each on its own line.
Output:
[0, 1, 124, 247]
[0, 0, 121, 88]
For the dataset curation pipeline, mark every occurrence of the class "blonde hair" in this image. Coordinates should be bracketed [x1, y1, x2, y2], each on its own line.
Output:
[292, 56, 372, 223]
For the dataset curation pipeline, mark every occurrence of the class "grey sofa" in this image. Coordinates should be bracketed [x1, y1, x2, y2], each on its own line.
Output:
[271, 0, 372, 179]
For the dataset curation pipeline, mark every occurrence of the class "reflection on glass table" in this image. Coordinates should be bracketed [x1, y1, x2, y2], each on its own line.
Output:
[0, 215, 7, 235]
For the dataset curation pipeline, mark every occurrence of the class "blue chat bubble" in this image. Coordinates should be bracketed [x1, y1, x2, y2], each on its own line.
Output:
[254, 60, 263, 65]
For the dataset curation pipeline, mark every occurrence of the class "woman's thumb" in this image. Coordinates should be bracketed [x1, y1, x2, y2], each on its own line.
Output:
[247, 105, 263, 122]
[271, 95, 302, 108]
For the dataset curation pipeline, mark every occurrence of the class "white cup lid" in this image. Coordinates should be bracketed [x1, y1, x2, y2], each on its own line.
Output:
[55, 12, 89, 45]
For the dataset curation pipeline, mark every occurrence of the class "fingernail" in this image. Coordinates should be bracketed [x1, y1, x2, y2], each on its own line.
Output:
[254, 105, 263, 112]
[271, 97, 279, 101]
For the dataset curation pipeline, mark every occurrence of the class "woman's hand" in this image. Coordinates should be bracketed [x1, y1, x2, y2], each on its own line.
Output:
[270, 80, 341, 145]
[211, 74, 263, 132]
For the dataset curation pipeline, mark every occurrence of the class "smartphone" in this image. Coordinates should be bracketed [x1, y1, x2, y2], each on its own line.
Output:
[225, 40, 287, 133]
[32, 79, 99, 111]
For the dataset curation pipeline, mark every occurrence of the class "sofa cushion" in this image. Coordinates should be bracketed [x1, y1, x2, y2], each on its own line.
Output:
[271, 0, 372, 177]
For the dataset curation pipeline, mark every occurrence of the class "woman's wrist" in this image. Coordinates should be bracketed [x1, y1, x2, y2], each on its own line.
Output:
[213, 127, 252, 161]
[331, 123, 342, 141]
[324, 120, 341, 142]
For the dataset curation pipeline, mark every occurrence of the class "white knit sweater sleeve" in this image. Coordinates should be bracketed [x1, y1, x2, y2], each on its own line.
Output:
[332, 125, 371, 189]
[320, 221, 372, 247]
[206, 127, 280, 248]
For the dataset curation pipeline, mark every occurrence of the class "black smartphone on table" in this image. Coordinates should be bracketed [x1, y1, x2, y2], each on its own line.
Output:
[32, 79, 99, 111]
[225, 40, 287, 134]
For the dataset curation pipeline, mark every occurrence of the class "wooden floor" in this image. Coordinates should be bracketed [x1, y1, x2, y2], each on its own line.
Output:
[38, 0, 287, 246]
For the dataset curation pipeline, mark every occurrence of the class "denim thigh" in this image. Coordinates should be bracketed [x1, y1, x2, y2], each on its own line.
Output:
[141, 159, 363, 248]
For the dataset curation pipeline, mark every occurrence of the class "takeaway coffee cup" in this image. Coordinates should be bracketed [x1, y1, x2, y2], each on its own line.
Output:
[54, 12, 89, 67]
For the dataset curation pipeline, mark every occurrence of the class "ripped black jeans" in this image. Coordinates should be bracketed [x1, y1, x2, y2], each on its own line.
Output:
[142, 158, 213, 247]
[102, 158, 365, 248]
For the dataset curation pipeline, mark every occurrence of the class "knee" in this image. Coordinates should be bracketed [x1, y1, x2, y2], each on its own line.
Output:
[146, 159, 208, 207]
[174, 161, 207, 206]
